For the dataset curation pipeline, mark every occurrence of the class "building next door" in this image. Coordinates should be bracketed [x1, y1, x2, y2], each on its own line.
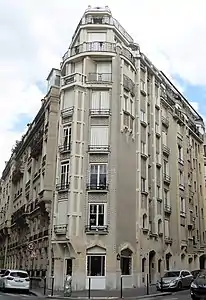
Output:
[86, 246, 106, 290]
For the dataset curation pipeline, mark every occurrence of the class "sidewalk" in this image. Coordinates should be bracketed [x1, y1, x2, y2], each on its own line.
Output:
[31, 285, 172, 299]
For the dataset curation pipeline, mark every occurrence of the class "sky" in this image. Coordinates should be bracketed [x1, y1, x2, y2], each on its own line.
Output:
[0, 0, 206, 173]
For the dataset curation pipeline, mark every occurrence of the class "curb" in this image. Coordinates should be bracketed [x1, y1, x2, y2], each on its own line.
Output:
[45, 292, 172, 299]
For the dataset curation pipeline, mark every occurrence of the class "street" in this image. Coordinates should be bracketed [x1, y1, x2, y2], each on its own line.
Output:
[0, 291, 39, 300]
[142, 290, 191, 300]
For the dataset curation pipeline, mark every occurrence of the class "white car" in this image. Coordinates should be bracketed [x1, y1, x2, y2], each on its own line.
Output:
[0, 269, 30, 292]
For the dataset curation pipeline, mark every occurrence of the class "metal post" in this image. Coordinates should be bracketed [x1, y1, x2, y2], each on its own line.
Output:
[51, 276, 54, 296]
[88, 277, 91, 299]
[43, 276, 46, 295]
[146, 274, 149, 295]
[160, 277, 163, 292]
[30, 259, 34, 290]
[120, 276, 123, 298]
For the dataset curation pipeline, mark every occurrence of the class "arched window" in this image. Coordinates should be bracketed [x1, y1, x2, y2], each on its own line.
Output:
[120, 248, 132, 276]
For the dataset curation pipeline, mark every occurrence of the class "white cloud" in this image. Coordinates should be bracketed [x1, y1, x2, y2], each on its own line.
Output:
[0, 0, 206, 172]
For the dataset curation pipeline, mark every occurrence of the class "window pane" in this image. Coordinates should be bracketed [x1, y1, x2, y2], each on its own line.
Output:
[87, 256, 105, 276]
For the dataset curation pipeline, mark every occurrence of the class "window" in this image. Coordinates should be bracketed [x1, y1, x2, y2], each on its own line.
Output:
[90, 126, 109, 147]
[178, 145, 182, 159]
[140, 110, 145, 122]
[164, 190, 169, 205]
[158, 219, 162, 234]
[63, 126, 71, 150]
[90, 164, 107, 188]
[143, 214, 147, 228]
[87, 255, 105, 276]
[120, 249, 132, 275]
[164, 220, 169, 237]
[141, 142, 146, 154]
[124, 95, 128, 111]
[140, 80, 145, 91]
[163, 160, 168, 174]
[60, 162, 69, 187]
[129, 98, 133, 115]
[180, 197, 186, 213]
[162, 131, 167, 145]
[158, 259, 162, 273]
[142, 258, 146, 272]
[179, 170, 184, 186]
[89, 204, 106, 227]
[91, 90, 110, 110]
[141, 177, 146, 192]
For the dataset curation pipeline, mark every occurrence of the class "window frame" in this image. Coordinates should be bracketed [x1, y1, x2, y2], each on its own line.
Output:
[120, 249, 133, 276]
[63, 125, 72, 149]
[88, 203, 107, 228]
[60, 161, 70, 187]
[86, 255, 106, 277]
[89, 163, 107, 188]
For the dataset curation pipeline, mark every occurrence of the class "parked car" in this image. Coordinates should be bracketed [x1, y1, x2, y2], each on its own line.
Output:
[191, 270, 206, 299]
[191, 269, 205, 280]
[0, 270, 6, 277]
[0, 269, 30, 292]
[156, 270, 193, 291]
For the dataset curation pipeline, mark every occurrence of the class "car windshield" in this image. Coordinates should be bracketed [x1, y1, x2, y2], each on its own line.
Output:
[164, 271, 180, 277]
[198, 272, 206, 279]
[10, 272, 28, 278]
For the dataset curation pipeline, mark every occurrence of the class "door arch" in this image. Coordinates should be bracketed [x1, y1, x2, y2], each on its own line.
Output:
[149, 250, 156, 284]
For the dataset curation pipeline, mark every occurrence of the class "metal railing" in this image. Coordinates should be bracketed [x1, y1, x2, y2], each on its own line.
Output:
[87, 72, 112, 83]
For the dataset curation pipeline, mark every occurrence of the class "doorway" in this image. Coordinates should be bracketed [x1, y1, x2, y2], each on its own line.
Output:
[66, 259, 73, 276]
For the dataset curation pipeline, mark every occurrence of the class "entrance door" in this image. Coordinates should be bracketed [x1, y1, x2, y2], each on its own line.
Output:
[66, 259, 73, 276]
[86, 255, 106, 290]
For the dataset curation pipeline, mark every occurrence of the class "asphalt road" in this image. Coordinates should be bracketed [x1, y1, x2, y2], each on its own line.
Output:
[142, 289, 192, 300]
[0, 291, 39, 300]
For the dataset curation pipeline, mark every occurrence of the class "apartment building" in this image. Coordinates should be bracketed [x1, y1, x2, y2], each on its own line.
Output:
[51, 6, 206, 290]
[0, 78, 60, 276]
[0, 5, 205, 292]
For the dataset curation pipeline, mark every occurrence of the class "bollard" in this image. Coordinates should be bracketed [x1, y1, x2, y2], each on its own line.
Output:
[120, 276, 123, 298]
[160, 277, 163, 292]
[43, 276, 46, 295]
[88, 277, 91, 299]
[51, 276, 54, 297]
[146, 274, 149, 295]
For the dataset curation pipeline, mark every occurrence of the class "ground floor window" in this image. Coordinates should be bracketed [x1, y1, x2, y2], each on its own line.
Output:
[87, 255, 105, 276]
[120, 248, 132, 275]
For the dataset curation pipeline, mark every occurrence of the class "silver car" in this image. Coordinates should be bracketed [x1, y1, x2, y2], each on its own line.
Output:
[156, 270, 193, 291]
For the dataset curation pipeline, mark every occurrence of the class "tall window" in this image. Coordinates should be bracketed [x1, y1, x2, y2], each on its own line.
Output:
[164, 220, 169, 237]
[89, 204, 105, 227]
[90, 126, 109, 147]
[90, 164, 107, 189]
[87, 255, 105, 276]
[63, 126, 71, 150]
[140, 110, 145, 122]
[60, 162, 69, 187]
[163, 160, 168, 174]
[91, 91, 110, 110]
[141, 177, 146, 192]
[180, 197, 186, 213]
[164, 190, 169, 205]
[178, 145, 182, 159]
[120, 249, 132, 275]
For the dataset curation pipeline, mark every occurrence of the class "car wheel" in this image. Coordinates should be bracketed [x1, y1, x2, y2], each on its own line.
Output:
[177, 281, 182, 290]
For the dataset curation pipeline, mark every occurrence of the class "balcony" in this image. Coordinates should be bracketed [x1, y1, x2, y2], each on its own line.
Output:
[85, 225, 108, 235]
[88, 145, 110, 153]
[165, 237, 173, 245]
[61, 107, 74, 119]
[56, 183, 70, 192]
[164, 204, 172, 214]
[179, 183, 185, 190]
[178, 158, 184, 165]
[12, 160, 24, 183]
[87, 73, 112, 83]
[123, 74, 135, 95]
[161, 116, 169, 127]
[162, 144, 170, 156]
[11, 204, 28, 225]
[59, 144, 71, 154]
[163, 173, 171, 184]
[62, 73, 85, 87]
[188, 120, 204, 141]
[70, 42, 116, 57]
[180, 211, 186, 217]
[89, 109, 110, 117]
[173, 107, 185, 125]
[54, 224, 67, 235]
[30, 127, 44, 159]
[86, 183, 109, 192]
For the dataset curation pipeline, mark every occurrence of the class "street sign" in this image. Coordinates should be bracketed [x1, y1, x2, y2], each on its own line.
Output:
[31, 250, 36, 258]
[28, 242, 34, 251]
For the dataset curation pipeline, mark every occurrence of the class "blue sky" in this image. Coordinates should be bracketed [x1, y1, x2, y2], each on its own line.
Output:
[0, 0, 206, 173]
